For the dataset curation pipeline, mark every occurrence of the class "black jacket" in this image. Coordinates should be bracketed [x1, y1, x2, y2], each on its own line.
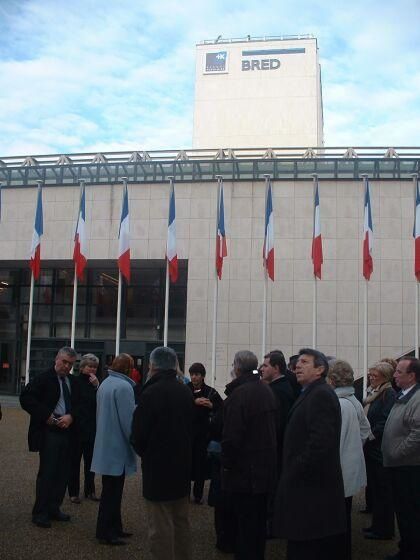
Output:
[221, 373, 277, 494]
[269, 375, 296, 474]
[364, 385, 396, 463]
[188, 381, 223, 440]
[20, 366, 81, 452]
[131, 370, 194, 501]
[75, 373, 98, 443]
[274, 378, 346, 541]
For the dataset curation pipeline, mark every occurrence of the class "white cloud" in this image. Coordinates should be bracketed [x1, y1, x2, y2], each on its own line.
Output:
[0, 0, 419, 155]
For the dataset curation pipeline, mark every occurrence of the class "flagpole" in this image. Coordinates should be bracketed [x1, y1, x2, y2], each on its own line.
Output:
[70, 179, 85, 350]
[262, 174, 271, 361]
[362, 174, 369, 400]
[312, 174, 318, 348]
[413, 173, 419, 358]
[116, 270, 122, 356]
[116, 177, 129, 356]
[211, 176, 222, 387]
[25, 272, 35, 385]
[25, 180, 43, 385]
[71, 269, 78, 349]
[163, 176, 174, 347]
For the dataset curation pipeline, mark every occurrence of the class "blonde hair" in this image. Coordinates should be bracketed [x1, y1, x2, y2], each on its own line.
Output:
[369, 361, 394, 383]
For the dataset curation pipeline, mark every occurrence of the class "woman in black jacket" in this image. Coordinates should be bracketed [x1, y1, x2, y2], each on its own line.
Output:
[363, 361, 396, 540]
[68, 353, 100, 503]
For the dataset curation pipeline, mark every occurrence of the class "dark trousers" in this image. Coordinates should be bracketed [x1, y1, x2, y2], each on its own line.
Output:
[32, 429, 71, 518]
[344, 496, 353, 560]
[96, 474, 125, 540]
[68, 438, 95, 497]
[232, 492, 268, 560]
[389, 466, 420, 560]
[365, 456, 394, 537]
[191, 436, 208, 502]
[287, 533, 345, 560]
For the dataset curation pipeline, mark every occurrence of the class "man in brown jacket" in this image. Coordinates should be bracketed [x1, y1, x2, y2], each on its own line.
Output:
[222, 350, 277, 560]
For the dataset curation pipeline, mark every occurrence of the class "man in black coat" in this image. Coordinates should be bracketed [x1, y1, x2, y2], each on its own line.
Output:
[131, 346, 194, 560]
[260, 349, 296, 475]
[188, 362, 223, 504]
[222, 350, 277, 560]
[20, 347, 80, 528]
[274, 348, 346, 560]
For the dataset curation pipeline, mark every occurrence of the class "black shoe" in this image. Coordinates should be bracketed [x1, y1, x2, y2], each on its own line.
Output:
[99, 538, 126, 546]
[359, 508, 372, 514]
[194, 497, 203, 505]
[85, 493, 100, 502]
[32, 516, 51, 528]
[364, 531, 393, 540]
[118, 531, 133, 538]
[50, 511, 71, 522]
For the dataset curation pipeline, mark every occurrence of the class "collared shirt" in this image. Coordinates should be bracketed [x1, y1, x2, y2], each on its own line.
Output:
[399, 384, 416, 398]
[54, 375, 71, 416]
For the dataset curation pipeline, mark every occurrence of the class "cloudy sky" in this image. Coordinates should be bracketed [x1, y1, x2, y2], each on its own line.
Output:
[0, 0, 419, 156]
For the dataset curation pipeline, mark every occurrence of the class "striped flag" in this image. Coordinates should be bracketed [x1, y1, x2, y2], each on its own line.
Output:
[363, 179, 373, 280]
[30, 184, 43, 280]
[166, 182, 178, 283]
[312, 180, 323, 279]
[216, 180, 227, 279]
[414, 179, 420, 281]
[118, 183, 130, 282]
[73, 183, 87, 280]
[263, 180, 275, 281]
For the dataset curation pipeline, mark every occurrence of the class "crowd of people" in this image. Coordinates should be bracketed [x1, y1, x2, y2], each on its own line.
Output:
[18, 345, 420, 560]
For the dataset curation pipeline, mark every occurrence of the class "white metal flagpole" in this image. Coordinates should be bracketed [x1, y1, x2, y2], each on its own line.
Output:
[413, 173, 419, 358]
[362, 174, 369, 400]
[211, 176, 222, 387]
[312, 174, 318, 348]
[70, 180, 85, 350]
[25, 273, 35, 385]
[70, 268, 78, 349]
[164, 263, 170, 347]
[163, 176, 174, 347]
[262, 174, 270, 361]
[115, 270, 122, 356]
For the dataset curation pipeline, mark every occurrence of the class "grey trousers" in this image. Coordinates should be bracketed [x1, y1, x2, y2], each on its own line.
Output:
[145, 496, 192, 560]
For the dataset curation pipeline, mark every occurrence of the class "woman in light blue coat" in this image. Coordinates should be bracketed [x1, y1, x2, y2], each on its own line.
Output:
[91, 354, 137, 546]
[328, 360, 371, 560]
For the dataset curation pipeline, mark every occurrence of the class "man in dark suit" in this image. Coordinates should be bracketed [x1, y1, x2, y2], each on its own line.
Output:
[131, 346, 194, 560]
[20, 346, 80, 528]
[274, 348, 346, 560]
[222, 350, 277, 560]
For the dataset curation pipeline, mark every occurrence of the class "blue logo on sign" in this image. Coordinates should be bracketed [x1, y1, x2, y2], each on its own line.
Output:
[205, 51, 227, 72]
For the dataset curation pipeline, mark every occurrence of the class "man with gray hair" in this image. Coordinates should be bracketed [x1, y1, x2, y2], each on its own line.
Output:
[20, 346, 80, 528]
[222, 350, 277, 560]
[131, 346, 194, 560]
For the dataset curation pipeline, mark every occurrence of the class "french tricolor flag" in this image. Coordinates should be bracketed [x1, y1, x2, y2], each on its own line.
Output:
[263, 180, 275, 281]
[312, 181, 323, 279]
[166, 182, 178, 283]
[414, 179, 420, 281]
[73, 183, 87, 280]
[29, 184, 43, 280]
[216, 181, 227, 280]
[118, 183, 130, 282]
[363, 179, 373, 281]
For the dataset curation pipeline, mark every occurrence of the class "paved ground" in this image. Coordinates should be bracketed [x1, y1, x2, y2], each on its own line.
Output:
[0, 405, 398, 560]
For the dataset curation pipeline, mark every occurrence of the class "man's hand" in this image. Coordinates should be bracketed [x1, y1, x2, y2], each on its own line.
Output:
[195, 397, 213, 409]
[56, 414, 73, 429]
[46, 414, 56, 426]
